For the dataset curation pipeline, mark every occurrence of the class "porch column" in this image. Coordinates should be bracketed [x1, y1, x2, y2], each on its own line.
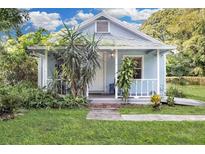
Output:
[44, 50, 48, 88]
[115, 49, 118, 99]
[37, 54, 42, 87]
[157, 49, 160, 94]
[86, 84, 89, 98]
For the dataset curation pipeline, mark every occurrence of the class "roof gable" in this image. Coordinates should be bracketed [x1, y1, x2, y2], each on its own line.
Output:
[78, 11, 163, 45]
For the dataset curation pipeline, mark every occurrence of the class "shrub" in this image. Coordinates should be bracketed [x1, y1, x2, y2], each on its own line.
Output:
[62, 95, 87, 108]
[151, 94, 161, 110]
[171, 78, 188, 85]
[117, 57, 137, 102]
[167, 95, 175, 106]
[0, 82, 88, 119]
[166, 86, 185, 98]
[28, 90, 55, 109]
[0, 94, 22, 116]
[166, 76, 205, 85]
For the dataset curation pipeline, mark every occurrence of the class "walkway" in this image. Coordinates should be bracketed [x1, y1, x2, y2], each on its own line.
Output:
[87, 97, 205, 121]
[86, 109, 205, 121]
[121, 114, 205, 121]
[86, 109, 122, 121]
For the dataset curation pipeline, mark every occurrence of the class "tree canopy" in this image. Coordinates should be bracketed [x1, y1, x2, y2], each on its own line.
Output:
[141, 9, 205, 76]
[0, 8, 29, 38]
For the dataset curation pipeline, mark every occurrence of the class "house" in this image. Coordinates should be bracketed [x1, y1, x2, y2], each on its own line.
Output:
[28, 11, 176, 100]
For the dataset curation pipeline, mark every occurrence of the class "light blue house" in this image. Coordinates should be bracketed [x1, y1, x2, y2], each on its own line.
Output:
[29, 12, 175, 100]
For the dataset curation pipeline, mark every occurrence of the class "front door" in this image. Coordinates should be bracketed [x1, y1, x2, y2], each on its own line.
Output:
[89, 52, 104, 93]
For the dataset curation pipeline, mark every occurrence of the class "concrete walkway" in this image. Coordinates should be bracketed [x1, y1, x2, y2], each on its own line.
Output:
[86, 109, 205, 121]
[86, 109, 122, 121]
[121, 114, 205, 121]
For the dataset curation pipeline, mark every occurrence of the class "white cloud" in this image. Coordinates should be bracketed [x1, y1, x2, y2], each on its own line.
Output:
[131, 9, 159, 20]
[63, 10, 94, 27]
[75, 10, 94, 21]
[102, 8, 131, 18]
[102, 8, 160, 20]
[64, 17, 78, 27]
[122, 21, 141, 29]
[29, 11, 62, 31]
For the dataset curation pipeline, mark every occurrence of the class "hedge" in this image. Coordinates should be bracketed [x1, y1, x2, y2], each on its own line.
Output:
[166, 76, 205, 85]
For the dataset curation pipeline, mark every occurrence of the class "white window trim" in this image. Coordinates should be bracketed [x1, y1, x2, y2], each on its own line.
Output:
[123, 55, 144, 79]
[95, 20, 110, 33]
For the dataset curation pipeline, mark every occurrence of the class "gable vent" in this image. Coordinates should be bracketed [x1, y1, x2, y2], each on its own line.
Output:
[96, 20, 109, 33]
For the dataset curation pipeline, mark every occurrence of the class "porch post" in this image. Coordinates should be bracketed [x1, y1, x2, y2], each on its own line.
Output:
[115, 49, 118, 99]
[157, 49, 160, 94]
[86, 84, 89, 98]
[44, 50, 48, 89]
[37, 54, 42, 87]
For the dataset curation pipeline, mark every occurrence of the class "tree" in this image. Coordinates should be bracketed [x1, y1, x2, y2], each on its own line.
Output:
[0, 28, 50, 85]
[56, 24, 101, 97]
[141, 9, 205, 76]
[0, 8, 29, 38]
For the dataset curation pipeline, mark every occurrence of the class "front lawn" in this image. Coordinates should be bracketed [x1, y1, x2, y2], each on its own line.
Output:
[120, 105, 205, 115]
[1, 109, 205, 144]
[168, 84, 205, 102]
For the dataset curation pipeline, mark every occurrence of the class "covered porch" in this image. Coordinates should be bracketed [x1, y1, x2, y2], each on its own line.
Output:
[86, 47, 163, 99]
[44, 48, 168, 99]
[30, 44, 174, 100]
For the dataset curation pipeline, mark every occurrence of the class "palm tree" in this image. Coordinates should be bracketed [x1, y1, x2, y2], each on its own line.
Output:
[58, 23, 101, 97]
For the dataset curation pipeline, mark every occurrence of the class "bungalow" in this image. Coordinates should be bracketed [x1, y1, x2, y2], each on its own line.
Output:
[28, 11, 176, 100]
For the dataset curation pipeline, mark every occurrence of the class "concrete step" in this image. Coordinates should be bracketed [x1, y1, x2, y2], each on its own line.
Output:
[88, 103, 121, 109]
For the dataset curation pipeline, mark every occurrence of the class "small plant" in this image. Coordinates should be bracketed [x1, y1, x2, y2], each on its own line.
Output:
[63, 95, 87, 108]
[151, 94, 161, 110]
[117, 57, 137, 103]
[167, 95, 175, 106]
[167, 86, 185, 98]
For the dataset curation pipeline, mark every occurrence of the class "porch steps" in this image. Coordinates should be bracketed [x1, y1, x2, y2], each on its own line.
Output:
[88, 99, 122, 109]
[89, 103, 121, 109]
[88, 98, 152, 109]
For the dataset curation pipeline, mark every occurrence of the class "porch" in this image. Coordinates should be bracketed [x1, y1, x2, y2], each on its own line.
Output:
[46, 48, 164, 99]
[87, 49, 161, 99]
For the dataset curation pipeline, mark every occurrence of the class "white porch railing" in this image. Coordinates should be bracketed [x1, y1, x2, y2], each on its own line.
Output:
[46, 78, 158, 98]
[118, 79, 158, 98]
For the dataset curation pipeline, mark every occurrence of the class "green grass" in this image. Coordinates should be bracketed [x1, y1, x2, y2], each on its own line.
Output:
[1, 109, 205, 144]
[120, 105, 205, 115]
[168, 84, 205, 102]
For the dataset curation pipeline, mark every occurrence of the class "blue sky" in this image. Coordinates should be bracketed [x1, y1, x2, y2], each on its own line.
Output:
[24, 8, 159, 33]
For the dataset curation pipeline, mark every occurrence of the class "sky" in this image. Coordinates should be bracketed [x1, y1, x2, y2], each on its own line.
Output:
[24, 8, 160, 33]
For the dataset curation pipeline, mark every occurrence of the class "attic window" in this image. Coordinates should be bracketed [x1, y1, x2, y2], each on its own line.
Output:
[96, 21, 109, 33]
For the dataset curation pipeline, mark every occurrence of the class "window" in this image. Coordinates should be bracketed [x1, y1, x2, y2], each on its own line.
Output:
[96, 21, 109, 33]
[127, 56, 143, 79]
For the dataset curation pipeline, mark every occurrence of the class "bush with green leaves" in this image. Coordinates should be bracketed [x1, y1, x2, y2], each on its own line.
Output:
[0, 82, 88, 116]
[0, 94, 22, 116]
[171, 77, 188, 85]
[62, 95, 87, 108]
[166, 86, 185, 98]
[167, 95, 175, 106]
[117, 57, 137, 102]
